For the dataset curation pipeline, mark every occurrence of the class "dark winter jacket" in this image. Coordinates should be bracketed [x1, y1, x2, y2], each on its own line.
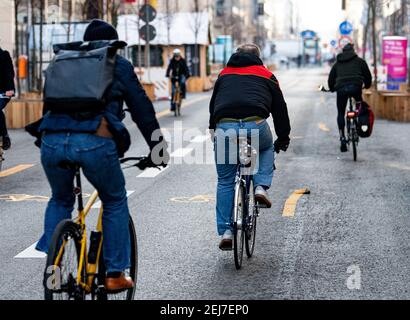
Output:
[0, 48, 15, 93]
[38, 55, 162, 154]
[166, 57, 190, 79]
[328, 48, 372, 92]
[209, 52, 291, 141]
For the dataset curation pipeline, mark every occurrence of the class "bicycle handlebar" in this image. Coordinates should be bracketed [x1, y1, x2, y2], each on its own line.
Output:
[120, 156, 167, 171]
[0, 94, 14, 99]
[318, 85, 330, 93]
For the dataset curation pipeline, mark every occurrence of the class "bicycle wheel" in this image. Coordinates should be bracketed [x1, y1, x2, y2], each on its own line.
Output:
[233, 182, 245, 270]
[0, 137, 3, 172]
[44, 220, 85, 300]
[96, 215, 138, 300]
[245, 179, 257, 258]
[352, 137, 357, 161]
[174, 91, 180, 117]
[351, 125, 358, 162]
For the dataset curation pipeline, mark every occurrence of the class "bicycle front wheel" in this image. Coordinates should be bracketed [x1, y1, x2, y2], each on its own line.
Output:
[233, 182, 245, 270]
[97, 216, 138, 300]
[44, 220, 84, 300]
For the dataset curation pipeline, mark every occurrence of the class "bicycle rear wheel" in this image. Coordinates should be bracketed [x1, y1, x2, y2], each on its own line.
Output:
[96, 216, 138, 300]
[245, 179, 257, 258]
[233, 182, 245, 270]
[44, 220, 84, 300]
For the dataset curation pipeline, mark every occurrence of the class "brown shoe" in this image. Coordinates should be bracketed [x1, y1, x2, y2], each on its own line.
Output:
[105, 273, 134, 292]
[219, 230, 233, 251]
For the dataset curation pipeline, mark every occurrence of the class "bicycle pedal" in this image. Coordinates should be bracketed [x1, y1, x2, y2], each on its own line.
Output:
[256, 203, 268, 209]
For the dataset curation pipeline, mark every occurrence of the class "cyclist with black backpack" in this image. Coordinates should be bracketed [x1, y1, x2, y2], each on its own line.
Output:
[30, 20, 168, 292]
[328, 43, 372, 152]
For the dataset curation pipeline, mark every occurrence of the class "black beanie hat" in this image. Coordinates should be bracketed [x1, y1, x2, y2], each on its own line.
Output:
[83, 19, 119, 41]
[343, 43, 355, 52]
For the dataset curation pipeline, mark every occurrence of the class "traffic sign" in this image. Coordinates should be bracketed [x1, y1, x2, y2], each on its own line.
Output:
[139, 24, 157, 42]
[139, 4, 157, 23]
[330, 40, 337, 47]
[338, 35, 353, 48]
[301, 30, 317, 39]
[339, 21, 353, 35]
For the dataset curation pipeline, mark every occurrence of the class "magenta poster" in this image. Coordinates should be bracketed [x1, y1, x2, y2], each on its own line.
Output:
[382, 36, 408, 90]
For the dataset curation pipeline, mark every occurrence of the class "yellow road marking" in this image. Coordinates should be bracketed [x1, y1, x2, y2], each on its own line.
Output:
[282, 188, 311, 217]
[318, 122, 331, 132]
[156, 96, 209, 119]
[0, 164, 35, 178]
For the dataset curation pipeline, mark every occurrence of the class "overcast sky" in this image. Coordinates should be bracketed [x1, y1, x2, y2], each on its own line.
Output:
[295, 0, 346, 43]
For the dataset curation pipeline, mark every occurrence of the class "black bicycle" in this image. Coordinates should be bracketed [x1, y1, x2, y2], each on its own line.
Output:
[346, 97, 360, 162]
[231, 137, 268, 269]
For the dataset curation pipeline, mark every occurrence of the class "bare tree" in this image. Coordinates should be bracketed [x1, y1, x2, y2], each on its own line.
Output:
[189, 0, 205, 76]
[163, 0, 177, 59]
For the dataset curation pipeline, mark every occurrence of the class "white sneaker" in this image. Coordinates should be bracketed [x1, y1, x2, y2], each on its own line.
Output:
[255, 186, 272, 208]
[219, 230, 233, 251]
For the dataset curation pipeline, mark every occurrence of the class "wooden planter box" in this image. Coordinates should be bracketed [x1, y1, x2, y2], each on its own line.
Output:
[142, 82, 156, 102]
[364, 90, 410, 122]
[5, 94, 43, 129]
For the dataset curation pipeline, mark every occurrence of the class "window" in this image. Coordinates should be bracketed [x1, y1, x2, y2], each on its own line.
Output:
[216, 0, 224, 17]
[185, 45, 201, 77]
[130, 45, 164, 68]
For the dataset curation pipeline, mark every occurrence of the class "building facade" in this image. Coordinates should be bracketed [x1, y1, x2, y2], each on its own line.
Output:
[0, 1, 14, 53]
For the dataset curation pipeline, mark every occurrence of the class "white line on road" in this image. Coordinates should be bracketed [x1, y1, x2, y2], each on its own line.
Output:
[190, 135, 209, 143]
[14, 242, 46, 259]
[137, 166, 169, 178]
[92, 190, 136, 209]
[171, 148, 194, 158]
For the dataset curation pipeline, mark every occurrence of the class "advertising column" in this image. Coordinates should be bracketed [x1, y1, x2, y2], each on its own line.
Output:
[382, 36, 408, 91]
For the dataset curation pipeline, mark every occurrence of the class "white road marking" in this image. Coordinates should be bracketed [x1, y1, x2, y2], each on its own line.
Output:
[170, 148, 194, 158]
[137, 166, 169, 178]
[190, 135, 209, 143]
[14, 242, 46, 259]
[92, 190, 136, 209]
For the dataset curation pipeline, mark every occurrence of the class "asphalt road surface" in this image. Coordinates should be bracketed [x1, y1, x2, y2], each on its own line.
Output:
[1, 68, 410, 300]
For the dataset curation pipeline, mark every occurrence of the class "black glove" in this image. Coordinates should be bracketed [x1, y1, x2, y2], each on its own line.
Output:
[137, 150, 169, 170]
[274, 137, 290, 154]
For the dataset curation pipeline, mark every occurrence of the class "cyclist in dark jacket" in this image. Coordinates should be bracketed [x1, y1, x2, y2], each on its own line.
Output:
[35, 20, 168, 292]
[0, 47, 15, 150]
[328, 43, 372, 152]
[209, 44, 291, 250]
[166, 49, 190, 110]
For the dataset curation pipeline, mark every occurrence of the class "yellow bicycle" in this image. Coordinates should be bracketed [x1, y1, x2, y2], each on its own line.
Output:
[43, 157, 151, 300]
[172, 77, 182, 117]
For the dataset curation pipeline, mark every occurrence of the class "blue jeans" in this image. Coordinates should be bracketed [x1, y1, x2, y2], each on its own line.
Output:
[214, 120, 275, 236]
[36, 132, 131, 273]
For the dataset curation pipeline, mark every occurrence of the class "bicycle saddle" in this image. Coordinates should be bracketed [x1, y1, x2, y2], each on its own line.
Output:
[58, 160, 81, 170]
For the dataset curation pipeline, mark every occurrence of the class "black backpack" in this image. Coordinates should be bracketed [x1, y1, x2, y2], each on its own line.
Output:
[44, 40, 126, 113]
